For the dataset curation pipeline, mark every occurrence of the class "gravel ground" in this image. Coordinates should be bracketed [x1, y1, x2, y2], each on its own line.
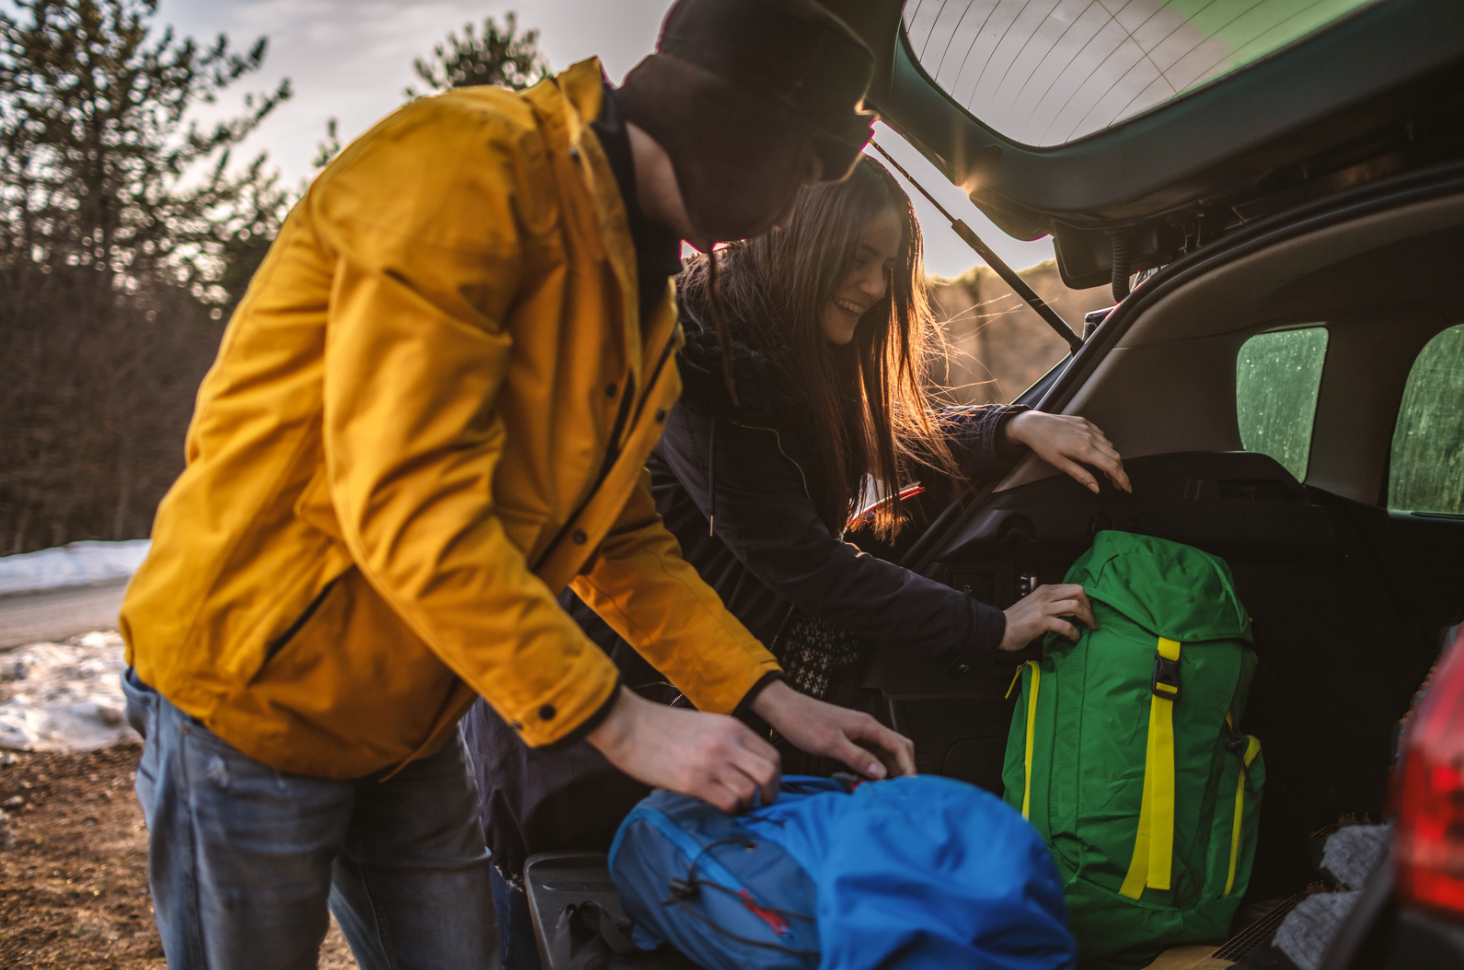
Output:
[0, 744, 359, 969]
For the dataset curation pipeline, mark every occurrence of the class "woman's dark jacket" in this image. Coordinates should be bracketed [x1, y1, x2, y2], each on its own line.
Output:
[468, 300, 1029, 884]
[649, 311, 1022, 666]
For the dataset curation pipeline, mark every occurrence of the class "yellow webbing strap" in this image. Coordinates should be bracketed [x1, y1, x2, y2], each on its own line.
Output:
[1022, 662, 1040, 820]
[1225, 733, 1262, 896]
[1120, 637, 1182, 899]
[1005, 664, 1025, 699]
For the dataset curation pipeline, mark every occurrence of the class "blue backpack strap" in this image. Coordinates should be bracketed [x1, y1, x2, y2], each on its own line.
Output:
[610, 788, 825, 969]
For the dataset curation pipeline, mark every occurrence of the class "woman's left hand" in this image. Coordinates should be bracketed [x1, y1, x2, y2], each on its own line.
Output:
[1005, 411, 1132, 494]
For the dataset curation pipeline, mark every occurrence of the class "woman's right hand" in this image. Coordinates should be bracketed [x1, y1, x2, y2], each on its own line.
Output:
[999, 583, 1097, 651]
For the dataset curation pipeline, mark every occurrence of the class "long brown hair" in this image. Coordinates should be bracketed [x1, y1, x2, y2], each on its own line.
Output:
[679, 156, 964, 539]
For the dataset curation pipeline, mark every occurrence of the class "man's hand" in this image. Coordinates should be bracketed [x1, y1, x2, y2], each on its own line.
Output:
[1006, 411, 1132, 494]
[1000, 583, 1098, 652]
[586, 688, 781, 813]
[750, 679, 915, 780]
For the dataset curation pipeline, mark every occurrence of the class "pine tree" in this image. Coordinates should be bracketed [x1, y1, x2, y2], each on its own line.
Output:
[405, 13, 550, 98]
[316, 12, 549, 173]
[0, 0, 292, 313]
[0, 0, 293, 550]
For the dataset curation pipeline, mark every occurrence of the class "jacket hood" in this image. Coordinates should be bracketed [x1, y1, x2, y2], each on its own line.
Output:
[672, 272, 843, 532]
[674, 289, 809, 431]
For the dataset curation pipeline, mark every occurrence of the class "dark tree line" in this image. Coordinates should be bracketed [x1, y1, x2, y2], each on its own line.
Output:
[0, 0, 547, 554]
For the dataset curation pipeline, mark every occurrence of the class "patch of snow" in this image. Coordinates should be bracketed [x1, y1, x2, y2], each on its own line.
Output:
[0, 631, 139, 752]
[0, 540, 151, 595]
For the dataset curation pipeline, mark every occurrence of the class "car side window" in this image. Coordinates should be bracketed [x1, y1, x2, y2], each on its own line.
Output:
[1389, 324, 1464, 515]
[1235, 327, 1329, 482]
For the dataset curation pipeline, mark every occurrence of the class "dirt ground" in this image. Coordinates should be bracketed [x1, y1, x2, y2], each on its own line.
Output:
[0, 744, 359, 969]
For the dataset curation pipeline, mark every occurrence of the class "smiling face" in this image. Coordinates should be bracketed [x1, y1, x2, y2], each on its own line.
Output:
[820, 204, 903, 345]
[679, 156, 950, 542]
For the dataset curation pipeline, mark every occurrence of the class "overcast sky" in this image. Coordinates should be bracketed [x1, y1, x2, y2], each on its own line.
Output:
[155, 0, 1055, 276]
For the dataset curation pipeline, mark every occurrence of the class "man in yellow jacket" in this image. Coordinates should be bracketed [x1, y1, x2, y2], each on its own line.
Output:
[118, 0, 913, 966]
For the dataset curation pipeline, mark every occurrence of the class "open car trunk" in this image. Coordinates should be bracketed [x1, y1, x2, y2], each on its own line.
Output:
[525, 161, 1464, 970]
[854, 160, 1464, 913]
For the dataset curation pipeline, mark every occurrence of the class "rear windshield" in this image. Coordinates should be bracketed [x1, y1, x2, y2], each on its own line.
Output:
[903, 0, 1382, 148]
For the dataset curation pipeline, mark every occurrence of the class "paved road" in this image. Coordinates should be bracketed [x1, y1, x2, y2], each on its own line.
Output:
[0, 581, 128, 650]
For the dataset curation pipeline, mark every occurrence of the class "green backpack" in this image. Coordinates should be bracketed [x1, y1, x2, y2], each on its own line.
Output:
[1002, 531, 1264, 970]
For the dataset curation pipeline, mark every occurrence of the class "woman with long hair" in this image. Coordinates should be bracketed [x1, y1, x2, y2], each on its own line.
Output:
[647, 156, 1131, 697]
[467, 156, 1129, 969]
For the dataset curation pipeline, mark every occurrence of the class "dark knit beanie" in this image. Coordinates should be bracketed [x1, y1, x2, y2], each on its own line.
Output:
[619, 0, 876, 247]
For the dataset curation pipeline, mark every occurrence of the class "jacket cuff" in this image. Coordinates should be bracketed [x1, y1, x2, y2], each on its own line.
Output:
[536, 675, 623, 752]
[992, 406, 1032, 464]
[952, 594, 1007, 668]
[499, 636, 623, 747]
[732, 670, 785, 718]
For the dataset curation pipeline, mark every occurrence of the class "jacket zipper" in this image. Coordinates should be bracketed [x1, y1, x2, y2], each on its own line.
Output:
[768, 603, 798, 656]
[531, 329, 680, 573]
[727, 421, 812, 657]
[629, 329, 679, 428]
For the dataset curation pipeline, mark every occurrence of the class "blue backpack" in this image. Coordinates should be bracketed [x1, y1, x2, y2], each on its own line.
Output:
[608, 775, 1077, 970]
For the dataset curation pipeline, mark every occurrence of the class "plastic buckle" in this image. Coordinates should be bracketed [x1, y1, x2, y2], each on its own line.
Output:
[1151, 655, 1181, 700]
[667, 878, 698, 902]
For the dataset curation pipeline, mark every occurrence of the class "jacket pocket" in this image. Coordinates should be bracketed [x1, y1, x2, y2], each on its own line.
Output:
[264, 574, 344, 665]
[235, 567, 461, 776]
[245, 465, 352, 676]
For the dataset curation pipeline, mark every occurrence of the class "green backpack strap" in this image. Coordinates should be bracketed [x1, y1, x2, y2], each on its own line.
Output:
[1022, 662, 1041, 819]
[1006, 661, 1043, 821]
[1120, 636, 1182, 898]
[1224, 717, 1263, 897]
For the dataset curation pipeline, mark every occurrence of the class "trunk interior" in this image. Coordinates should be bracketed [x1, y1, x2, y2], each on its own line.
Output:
[853, 167, 1464, 907]
[860, 451, 1464, 900]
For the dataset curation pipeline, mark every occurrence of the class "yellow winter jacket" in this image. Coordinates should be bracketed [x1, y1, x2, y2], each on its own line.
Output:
[120, 59, 780, 778]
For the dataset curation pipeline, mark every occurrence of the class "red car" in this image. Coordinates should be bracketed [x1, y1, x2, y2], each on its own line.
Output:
[1321, 623, 1464, 968]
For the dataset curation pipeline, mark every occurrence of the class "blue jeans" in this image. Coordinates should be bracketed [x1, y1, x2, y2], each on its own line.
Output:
[123, 669, 499, 970]
[492, 864, 544, 970]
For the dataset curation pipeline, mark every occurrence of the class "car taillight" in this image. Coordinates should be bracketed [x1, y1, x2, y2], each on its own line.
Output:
[1394, 623, 1464, 918]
